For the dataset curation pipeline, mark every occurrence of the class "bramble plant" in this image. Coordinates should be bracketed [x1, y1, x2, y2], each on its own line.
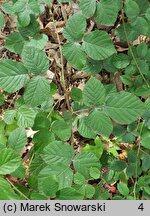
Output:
[0, 0, 150, 200]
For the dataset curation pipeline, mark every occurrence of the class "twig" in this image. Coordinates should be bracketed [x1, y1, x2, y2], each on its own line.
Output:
[121, 7, 150, 88]
[6, 177, 30, 200]
[50, 9, 71, 111]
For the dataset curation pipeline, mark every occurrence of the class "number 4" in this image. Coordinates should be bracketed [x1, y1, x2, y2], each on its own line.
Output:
[138, 203, 144, 211]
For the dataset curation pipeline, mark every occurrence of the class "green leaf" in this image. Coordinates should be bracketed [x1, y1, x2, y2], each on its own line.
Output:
[29, 0, 44, 15]
[0, 121, 7, 144]
[82, 139, 103, 159]
[82, 59, 103, 74]
[145, 8, 150, 21]
[105, 92, 145, 124]
[0, 148, 21, 175]
[117, 182, 129, 196]
[115, 23, 135, 41]
[110, 160, 127, 172]
[85, 110, 113, 137]
[144, 187, 150, 195]
[40, 175, 59, 197]
[83, 77, 106, 106]
[3, 110, 17, 125]
[43, 141, 74, 165]
[12, 0, 26, 13]
[78, 118, 96, 139]
[132, 17, 149, 36]
[2, 1, 15, 15]
[0, 12, 5, 28]
[8, 127, 27, 152]
[4, 32, 25, 54]
[141, 133, 150, 150]
[30, 193, 47, 200]
[10, 164, 26, 178]
[63, 12, 86, 42]
[38, 163, 73, 190]
[142, 155, 150, 172]
[32, 130, 55, 153]
[22, 46, 49, 74]
[16, 106, 36, 128]
[57, 187, 84, 200]
[89, 167, 100, 179]
[70, 87, 83, 102]
[124, 0, 140, 19]
[126, 163, 141, 178]
[51, 120, 72, 141]
[5, 122, 18, 137]
[0, 60, 29, 93]
[62, 42, 87, 70]
[73, 151, 100, 179]
[40, 98, 54, 112]
[79, 0, 96, 18]
[28, 175, 38, 191]
[74, 173, 85, 185]
[112, 125, 126, 136]
[84, 184, 95, 199]
[121, 74, 133, 86]
[94, 0, 119, 26]
[19, 16, 40, 38]
[32, 113, 50, 130]
[83, 30, 116, 60]
[0, 94, 5, 106]
[30, 156, 47, 176]
[25, 34, 48, 50]
[128, 150, 138, 163]
[17, 9, 30, 27]
[23, 76, 50, 107]
[134, 0, 149, 14]
[137, 42, 148, 58]
[0, 178, 18, 200]
[112, 54, 130, 69]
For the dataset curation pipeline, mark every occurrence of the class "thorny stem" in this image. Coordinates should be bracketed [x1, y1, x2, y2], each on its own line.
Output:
[121, 4, 148, 199]
[47, 100, 59, 118]
[121, 6, 150, 88]
[8, 91, 19, 109]
[6, 177, 30, 200]
[133, 121, 144, 200]
[50, 7, 71, 111]
[49, 5, 74, 146]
